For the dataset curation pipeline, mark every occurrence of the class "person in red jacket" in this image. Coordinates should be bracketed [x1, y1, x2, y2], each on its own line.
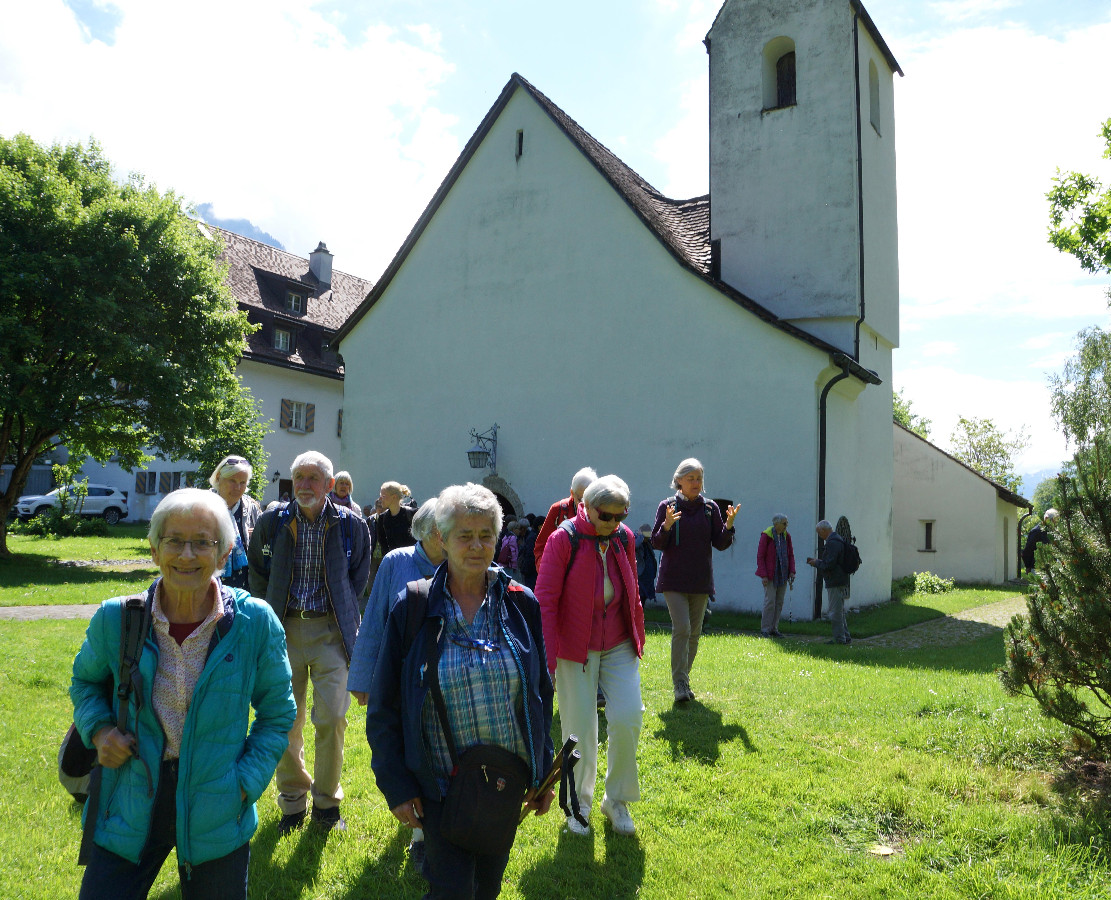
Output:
[755, 514, 795, 638]
[533, 467, 597, 573]
[534, 475, 645, 838]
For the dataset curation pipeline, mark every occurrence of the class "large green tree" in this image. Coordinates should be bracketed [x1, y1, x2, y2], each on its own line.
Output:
[947, 415, 1030, 494]
[0, 133, 262, 555]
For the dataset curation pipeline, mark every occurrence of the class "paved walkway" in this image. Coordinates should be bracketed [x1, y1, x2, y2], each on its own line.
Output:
[853, 595, 1027, 649]
[0, 595, 1031, 648]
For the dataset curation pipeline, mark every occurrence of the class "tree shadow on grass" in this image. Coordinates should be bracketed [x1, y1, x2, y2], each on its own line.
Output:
[776, 628, 1009, 676]
[653, 699, 755, 763]
[518, 821, 645, 900]
[0, 557, 157, 592]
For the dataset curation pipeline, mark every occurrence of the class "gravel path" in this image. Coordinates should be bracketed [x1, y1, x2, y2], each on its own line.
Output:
[0, 593, 1031, 645]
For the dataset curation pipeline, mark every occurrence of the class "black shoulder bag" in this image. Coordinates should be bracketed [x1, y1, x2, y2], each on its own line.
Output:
[407, 581, 530, 857]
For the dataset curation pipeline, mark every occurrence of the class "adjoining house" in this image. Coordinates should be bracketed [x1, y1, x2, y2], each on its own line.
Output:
[335, 0, 902, 616]
[892, 423, 1031, 584]
[79, 226, 374, 518]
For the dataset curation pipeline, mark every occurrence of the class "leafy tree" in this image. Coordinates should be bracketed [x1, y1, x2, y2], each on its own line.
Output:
[893, 388, 931, 438]
[0, 133, 258, 556]
[181, 383, 271, 501]
[1047, 117, 1111, 277]
[1001, 448, 1111, 749]
[947, 415, 1030, 494]
[1000, 116, 1111, 749]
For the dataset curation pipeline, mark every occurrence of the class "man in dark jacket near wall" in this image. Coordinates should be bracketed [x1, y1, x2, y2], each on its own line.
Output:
[807, 520, 851, 645]
[248, 451, 370, 835]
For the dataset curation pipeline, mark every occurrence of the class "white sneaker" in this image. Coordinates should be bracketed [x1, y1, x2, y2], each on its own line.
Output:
[601, 795, 635, 836]
[566, 814, 590, 836]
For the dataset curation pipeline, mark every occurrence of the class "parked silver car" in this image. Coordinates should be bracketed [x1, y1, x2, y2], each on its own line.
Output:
[16, 484, 129, 525]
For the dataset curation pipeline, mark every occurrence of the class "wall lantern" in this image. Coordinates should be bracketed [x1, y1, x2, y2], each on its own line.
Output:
[466, 424, 499, 473]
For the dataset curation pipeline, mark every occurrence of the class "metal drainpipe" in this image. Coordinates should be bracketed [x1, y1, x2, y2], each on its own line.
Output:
[814, 359, 853, 618]
[852, 9, 866, 362]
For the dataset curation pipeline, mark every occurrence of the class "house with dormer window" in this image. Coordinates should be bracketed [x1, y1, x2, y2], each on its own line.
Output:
[78, 228, 373, 516]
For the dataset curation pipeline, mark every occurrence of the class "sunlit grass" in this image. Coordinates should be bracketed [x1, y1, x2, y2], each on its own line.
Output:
[4, 613, 1107, 899]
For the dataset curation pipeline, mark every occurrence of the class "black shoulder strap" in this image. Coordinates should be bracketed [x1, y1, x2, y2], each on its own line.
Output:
[402, 579, 431, 658]
[80, 589, 152, 867]
[558, 519, 581, 582]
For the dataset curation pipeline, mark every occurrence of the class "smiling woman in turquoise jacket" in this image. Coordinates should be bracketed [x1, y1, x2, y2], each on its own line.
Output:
[70, 488, 295, 900]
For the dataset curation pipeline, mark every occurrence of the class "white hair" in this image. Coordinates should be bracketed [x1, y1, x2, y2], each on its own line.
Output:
[570, 467, 598, 493]
[671, 458, 704, 490]
[583, 474, 631, 510]
[816, 520, 833, 532]
[771, 514, 788, 527]
[148, 488, 237, 557]
[291, 451, 333, 481]
[435, 483, 503, 540]
[208, 454, 252, 489]
[410, 498, 440, 543]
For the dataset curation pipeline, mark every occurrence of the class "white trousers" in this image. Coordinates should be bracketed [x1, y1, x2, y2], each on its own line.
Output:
[555, 640, 643, 809]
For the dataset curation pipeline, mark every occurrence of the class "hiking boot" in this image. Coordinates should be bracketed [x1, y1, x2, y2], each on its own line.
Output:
[311, 805, 347, 832]
[277, 810, 305, 836]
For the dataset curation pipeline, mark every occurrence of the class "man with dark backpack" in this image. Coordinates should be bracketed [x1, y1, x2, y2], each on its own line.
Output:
[806, 519, 854, 645]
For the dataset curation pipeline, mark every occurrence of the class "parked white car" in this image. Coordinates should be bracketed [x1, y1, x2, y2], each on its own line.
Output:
[16, 484, 129, 525]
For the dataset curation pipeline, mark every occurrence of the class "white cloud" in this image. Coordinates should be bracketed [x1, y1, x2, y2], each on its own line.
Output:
[896, 364, 1069, 471]
[922, 340, 958, 356]
[929, 0, 1020, 24]
[0, 0, 460, 278]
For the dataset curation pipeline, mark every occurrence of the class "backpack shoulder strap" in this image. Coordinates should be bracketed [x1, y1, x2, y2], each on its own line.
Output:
[117, 587, 153, 735]
[402, 579, 431, 658]
[558, 519, 582, 582]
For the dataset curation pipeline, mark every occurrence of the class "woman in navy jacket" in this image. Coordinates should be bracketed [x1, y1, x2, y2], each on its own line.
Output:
[366, 483, 554, 900]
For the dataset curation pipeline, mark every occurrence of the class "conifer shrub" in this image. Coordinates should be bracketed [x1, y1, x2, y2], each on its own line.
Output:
[1001, 454, 1111, 750]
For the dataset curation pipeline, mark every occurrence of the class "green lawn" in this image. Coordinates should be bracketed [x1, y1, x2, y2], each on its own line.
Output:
[3, 608, 1107, 899]
[0, 525, 156, 606]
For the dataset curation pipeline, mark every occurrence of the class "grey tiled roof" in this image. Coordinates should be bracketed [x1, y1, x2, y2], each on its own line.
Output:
[516, 75, 712, 275]
[202, 224, 374, 378]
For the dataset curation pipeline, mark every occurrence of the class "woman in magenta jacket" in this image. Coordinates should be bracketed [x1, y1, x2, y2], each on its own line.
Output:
[756, 514, 795, 637]
[534, 475, 645, 838]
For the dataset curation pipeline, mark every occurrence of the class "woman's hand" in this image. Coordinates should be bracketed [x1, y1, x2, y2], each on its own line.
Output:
[761, 577, 769, 587]
[725, 504, 740, 528]
[523, 788, 555, 817]
[391, 797, 424, 828]
[351, 691, 369, 706]
[92, 725, 135, 769]
[664, 504, 681, 530]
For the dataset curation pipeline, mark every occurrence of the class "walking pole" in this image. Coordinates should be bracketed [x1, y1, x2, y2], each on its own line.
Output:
[521, 734, 578, 822]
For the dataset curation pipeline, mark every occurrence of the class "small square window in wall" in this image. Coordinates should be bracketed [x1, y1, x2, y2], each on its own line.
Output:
[274, 328, 291, 352]
[286, 292, 303, 314]
[919, 520, 936, 552]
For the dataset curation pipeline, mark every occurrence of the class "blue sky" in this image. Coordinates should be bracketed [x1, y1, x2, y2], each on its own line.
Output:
[2, 0, 1109, 479]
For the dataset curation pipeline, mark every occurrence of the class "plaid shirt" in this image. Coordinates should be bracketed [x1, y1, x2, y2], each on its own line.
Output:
[422, 580, 528, 791]
[289, 502, 329, 613]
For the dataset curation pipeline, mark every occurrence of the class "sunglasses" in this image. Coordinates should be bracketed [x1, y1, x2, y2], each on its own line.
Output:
[595, 509, 629, 523]
[449, 633, 499, 653]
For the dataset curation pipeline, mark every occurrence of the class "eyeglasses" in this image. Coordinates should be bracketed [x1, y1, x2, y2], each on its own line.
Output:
[595, 510, 629, 523]
[449, 632, 499, 653]
[160, 537, 220, 555]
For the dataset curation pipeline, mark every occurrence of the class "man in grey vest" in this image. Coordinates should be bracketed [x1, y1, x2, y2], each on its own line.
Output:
[807, 520, 851, 645]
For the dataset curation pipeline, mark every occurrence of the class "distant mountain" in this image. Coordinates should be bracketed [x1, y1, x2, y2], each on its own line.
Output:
[1018, 467, 1061, 500]
[195, 203, 285, 250]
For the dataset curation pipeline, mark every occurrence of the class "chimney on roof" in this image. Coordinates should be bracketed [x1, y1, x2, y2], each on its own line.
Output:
[309, 242, 333, 286]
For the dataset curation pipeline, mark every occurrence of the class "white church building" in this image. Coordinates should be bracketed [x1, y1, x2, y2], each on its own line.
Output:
[335, 0, 902, 617]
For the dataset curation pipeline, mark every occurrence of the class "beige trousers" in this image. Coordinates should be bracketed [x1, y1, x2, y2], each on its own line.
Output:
[276, 615, 351, 814]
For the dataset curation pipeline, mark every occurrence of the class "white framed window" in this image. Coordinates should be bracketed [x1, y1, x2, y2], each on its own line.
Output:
[274, 327, 291, 352]
[280, 398, 315, 433]
[286, 292, 303, 313]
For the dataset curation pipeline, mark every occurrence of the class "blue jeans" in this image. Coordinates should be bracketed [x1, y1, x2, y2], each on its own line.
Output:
[79, 760, 250, 900]
[419, 795, 513, 900]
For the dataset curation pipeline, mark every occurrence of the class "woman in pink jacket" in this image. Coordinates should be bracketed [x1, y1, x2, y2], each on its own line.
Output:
[534, 475, 645, 838]
[755, 513, 795, 637]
